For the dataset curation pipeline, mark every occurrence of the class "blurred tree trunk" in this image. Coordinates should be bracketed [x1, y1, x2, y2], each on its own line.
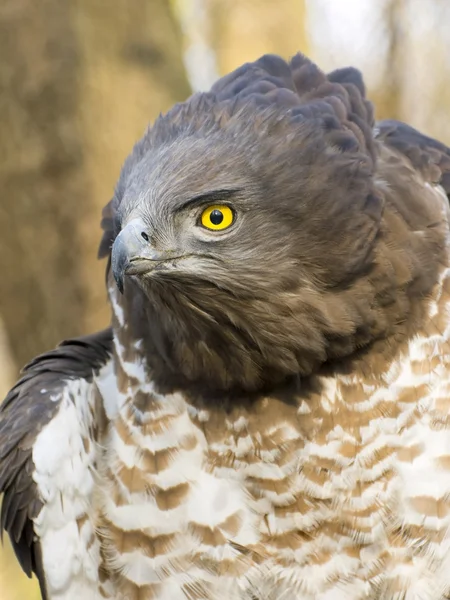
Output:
[0, 0, 190, 373]
[209, 0, 309, 75]
[0, 0, 88, 373]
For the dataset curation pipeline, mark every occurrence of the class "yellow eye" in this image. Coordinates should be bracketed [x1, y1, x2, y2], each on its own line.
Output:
[200, 205, 234, 231]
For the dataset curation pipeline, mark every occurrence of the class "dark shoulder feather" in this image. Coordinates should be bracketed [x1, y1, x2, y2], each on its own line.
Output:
[0, 328, 113, 598]
[376, 119, 450, 195]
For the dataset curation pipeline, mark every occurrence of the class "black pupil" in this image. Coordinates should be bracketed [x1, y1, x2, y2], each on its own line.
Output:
[210, 209, 224, 225]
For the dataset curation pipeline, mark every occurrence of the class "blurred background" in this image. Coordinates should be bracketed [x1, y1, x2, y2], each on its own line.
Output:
[1, 0, 449, 597]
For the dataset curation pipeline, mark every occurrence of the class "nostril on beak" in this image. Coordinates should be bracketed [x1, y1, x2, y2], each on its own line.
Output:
[141, 231, 149, 242]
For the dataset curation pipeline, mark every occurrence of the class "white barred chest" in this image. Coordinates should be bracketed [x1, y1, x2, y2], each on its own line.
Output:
[98, 277, 450, 600]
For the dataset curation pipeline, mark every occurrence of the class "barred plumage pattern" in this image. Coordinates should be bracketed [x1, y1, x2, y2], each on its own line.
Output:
[94, 256, 450, 599]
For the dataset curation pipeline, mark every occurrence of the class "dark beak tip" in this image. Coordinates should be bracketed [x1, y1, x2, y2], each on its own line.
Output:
[111, 254, 125, 294]
[114, 274, 124, 294]
[111, 234, 129, 294]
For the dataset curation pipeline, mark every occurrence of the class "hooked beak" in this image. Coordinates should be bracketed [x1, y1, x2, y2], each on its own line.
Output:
[111, 218, 167, 293]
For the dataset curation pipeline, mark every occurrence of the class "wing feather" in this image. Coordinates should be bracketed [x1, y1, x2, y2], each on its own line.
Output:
[0, 328, 112, 597]
[375, 119, 450, 195]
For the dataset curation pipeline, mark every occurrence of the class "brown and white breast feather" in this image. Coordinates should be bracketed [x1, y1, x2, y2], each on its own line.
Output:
[97, 290, 261, 599]
[100, 248, 450, 599]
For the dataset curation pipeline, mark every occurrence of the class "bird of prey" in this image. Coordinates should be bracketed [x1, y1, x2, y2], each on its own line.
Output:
[2, 52, 450, 600]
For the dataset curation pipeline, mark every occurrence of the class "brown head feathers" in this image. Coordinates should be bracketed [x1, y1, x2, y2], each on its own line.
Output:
[101, 52, 450, 394]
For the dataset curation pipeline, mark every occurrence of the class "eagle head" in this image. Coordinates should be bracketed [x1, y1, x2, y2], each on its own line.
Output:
[106, 55, 415, 393]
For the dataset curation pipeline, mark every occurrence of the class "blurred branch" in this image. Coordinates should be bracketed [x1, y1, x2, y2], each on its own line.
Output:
[173, 0, 220, 91]
[371, 0, 406, 121]
[208, 0, 309, 75]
